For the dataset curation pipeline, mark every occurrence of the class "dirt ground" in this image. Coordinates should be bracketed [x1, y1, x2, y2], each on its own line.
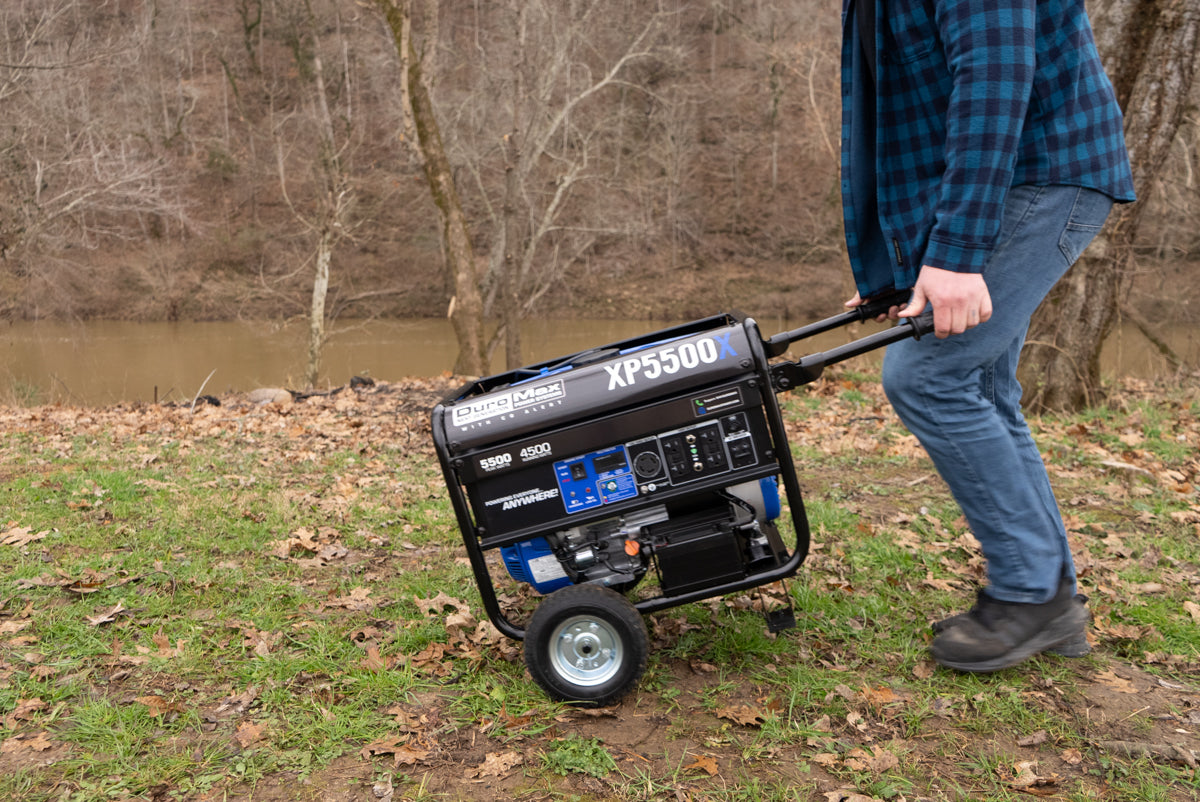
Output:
[222, 380, 1200, 801]
[209, 658, 1199, 802]
[3, 377, 1198, 802]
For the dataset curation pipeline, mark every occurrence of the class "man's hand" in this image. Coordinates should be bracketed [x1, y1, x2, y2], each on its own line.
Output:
[843, 291, 901, 321]
[898, 265, 992, 338]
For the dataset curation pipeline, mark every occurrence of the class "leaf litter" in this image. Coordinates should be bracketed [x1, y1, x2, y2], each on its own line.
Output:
[0, 374, 1198, 800]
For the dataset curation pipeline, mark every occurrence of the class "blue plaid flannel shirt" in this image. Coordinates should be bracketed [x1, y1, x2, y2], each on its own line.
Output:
[841, 0, 1136, 297]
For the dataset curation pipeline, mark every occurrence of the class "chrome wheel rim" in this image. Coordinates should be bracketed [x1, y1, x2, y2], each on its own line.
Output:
[548, 614, 623, 687]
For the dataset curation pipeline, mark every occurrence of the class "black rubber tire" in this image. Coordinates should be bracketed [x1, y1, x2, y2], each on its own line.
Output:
[524, 584, 649, 707]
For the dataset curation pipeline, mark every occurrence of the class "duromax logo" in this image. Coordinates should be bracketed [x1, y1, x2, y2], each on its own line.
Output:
[451, 380, 566, 427]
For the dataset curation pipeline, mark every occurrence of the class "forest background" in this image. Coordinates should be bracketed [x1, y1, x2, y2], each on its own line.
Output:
[1, 0, 1197, 384]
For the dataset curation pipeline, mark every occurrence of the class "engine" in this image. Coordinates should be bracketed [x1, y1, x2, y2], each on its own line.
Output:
[501, 478, 786, 596]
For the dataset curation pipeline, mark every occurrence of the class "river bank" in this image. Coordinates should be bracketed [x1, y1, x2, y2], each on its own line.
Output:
[3, 312, 1197, 408]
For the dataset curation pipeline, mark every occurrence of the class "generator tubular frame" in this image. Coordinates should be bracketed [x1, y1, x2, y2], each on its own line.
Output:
[431, 292, 930, 642]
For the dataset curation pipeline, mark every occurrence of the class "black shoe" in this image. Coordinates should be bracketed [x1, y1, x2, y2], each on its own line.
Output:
[930, 581, 1091, 672]
[931, 581, 1091, 658]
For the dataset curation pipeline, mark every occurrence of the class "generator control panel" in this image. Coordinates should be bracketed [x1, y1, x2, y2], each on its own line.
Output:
[555, 445, 638, 514]
[551, 411, 759, 517]
[459, 374, 777, 548]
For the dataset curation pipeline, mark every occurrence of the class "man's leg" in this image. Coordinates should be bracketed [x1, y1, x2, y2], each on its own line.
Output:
[986, 319, 1078, 588]
[880, 185, 1112, 670]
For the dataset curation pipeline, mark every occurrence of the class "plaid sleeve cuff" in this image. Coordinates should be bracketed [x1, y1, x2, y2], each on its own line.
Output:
[921, 235, 991, 274]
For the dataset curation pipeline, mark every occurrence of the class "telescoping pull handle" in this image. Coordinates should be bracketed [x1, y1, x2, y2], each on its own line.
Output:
[769, 309, 934, 393]
[763, 288, 914, 358]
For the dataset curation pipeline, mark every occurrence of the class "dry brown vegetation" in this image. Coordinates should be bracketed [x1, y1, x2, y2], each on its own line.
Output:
[1, 0, 1196, 331]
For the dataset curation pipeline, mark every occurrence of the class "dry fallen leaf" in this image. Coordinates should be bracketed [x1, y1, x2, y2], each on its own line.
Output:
[415, 591, 470, 617]
[1017, 730, 1049, 747]
[136, 695, 185, 717]
[683, 754, 719, 776]
[466, 750, 524, 779]
[0, 731, 54, 754]
[1007, 759, 1060, 791]
[823, 790, 881, 802]
[860, 685, 898, 708]
[86, 601, 128, 627]
[249, 630, 278, 658]
[1095, 669, 1139, 694]
[115, 654, 151, 666]
[1, 525, 48, 547]
[912, 660, 937, 680]
[384, 706, 427, 731]
[326, 586, 376, 611]
[407, 642, 452, 676]
[1060, 748, 1084, 765]
[844, 746, 899, 774]
[14, 572, 73, 590]
[361, 737, 432, 767]
[444, 610, 476, 631]
[554, 706, 620, 721]
[151, 632, 186, 658]
[66, 569, 122, 595]
[270, 527, 349, 565]
[717, 704, 765, 727]
[234, 720, 266, 748]
[1183, 600, 1200, 623]
[359, 644, 388, 672]
[4, 698, 47, 729]
[214, 688, 259, 718]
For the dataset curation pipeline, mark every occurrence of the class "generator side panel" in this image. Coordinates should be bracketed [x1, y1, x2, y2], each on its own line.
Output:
[462, 379, 778, 547]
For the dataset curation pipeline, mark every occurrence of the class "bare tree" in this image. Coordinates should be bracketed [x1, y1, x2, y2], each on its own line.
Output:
[272, 1, 362, 388]
[442, 0, 670, 368]
[0, 1, 191, 308]
[1023, 0, 1200, 411]
[375, 0, 486, 376]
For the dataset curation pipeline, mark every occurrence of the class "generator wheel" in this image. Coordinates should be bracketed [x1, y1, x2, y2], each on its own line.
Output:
[524, 584, 648, 707]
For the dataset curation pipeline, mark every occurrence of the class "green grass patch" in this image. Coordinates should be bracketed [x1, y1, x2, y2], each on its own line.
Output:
[2, 375, 1198, 801]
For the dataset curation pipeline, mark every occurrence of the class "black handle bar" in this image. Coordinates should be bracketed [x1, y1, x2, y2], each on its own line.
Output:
[764, 288, 914, 358]
[767, 308, 935, 393]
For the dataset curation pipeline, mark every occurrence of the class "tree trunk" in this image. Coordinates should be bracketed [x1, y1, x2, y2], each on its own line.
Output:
[1022, 0, 1200, 412]
[499, 2, 527, 370]
[306, 226, 333, 388]
[376, 0, 487, 377]
[277, 20, 352, 392]
[500, 131, 524, 369]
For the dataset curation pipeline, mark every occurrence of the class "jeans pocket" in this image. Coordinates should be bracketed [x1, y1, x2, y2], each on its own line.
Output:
[1058, 188, 1114, 265]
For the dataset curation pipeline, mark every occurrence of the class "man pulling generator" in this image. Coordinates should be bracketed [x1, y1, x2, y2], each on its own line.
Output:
[432, 0, 1136, 707]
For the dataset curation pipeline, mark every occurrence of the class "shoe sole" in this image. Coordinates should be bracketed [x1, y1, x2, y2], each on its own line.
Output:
[932, 603, 1091, 673]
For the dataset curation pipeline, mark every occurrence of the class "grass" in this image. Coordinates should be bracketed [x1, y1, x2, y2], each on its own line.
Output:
[541, 733, 618, 778]
[0, 373, 1198, 800]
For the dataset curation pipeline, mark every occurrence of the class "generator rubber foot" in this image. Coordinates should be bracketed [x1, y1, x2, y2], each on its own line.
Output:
[766, 605, 796, 633]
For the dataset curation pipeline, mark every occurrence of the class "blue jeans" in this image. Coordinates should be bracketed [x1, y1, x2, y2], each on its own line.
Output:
[882, 185, 1114, 604]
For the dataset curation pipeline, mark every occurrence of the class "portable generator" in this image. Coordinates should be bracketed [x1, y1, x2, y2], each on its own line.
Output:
[431, 293, 931, 705]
